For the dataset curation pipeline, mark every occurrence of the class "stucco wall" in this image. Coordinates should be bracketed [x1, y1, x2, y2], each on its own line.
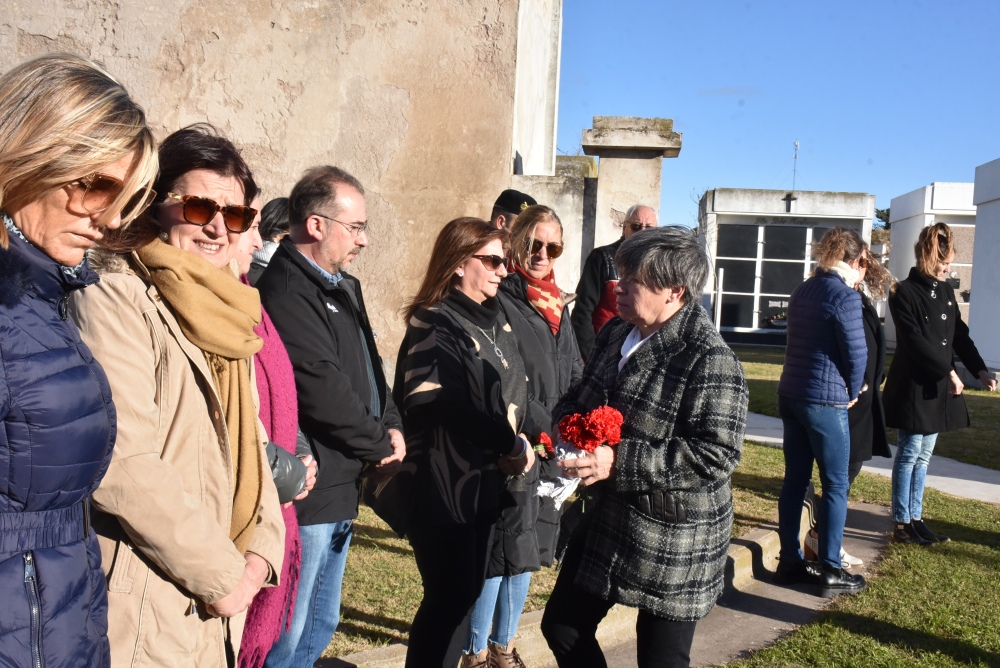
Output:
[1, 0, 537, 366]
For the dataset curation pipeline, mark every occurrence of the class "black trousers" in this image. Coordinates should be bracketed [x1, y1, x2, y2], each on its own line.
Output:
[541, 532, 698, 668]
[405, 520, 494, 668]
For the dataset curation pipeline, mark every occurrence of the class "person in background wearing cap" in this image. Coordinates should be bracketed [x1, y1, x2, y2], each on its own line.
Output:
[490, 189, 537, 230]
[570, 204, 657, 359]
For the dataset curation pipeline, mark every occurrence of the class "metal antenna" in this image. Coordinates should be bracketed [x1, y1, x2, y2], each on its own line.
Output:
[792, 140, 799, 191]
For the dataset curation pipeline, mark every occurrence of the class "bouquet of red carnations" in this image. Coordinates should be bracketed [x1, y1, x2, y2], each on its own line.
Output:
[536, 405, 624, 508]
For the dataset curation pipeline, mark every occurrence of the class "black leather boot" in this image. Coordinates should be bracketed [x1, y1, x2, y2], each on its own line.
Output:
[817, 565, 866, 598]
[894, 522, 933, 545]
[911, 519, 950, 543]
[773, 559, 822, 586]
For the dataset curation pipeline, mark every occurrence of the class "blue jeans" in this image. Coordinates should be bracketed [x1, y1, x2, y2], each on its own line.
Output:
[466, 572, 532, 653]
[892, 429, 939, 523]
[264, 519, 353, 668]
[778, 397, 851, 571]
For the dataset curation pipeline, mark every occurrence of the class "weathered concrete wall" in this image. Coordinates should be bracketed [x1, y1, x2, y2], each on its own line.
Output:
[1, 0, 539, 365]
[512, 156, 596, 297]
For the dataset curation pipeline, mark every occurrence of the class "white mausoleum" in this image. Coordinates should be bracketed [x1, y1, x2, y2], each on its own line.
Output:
[698, 188, 874, 343]
[886, 183, 976, 348]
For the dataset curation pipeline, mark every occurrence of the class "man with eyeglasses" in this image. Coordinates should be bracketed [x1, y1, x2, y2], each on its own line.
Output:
[571, 204, 658, 358]
[256, 166, 406, 668]
[490, 188, 537, 230]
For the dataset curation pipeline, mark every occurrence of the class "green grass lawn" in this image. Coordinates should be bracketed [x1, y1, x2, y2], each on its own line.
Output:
[325, 440, 789, 658]
[320, 344, 1000, 662]
[725, 476, 1000, 668]
[732, 345, 1000, 471]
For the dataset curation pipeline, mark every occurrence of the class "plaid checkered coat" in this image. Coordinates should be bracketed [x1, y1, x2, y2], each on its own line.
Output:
[555, 302, 748, 620]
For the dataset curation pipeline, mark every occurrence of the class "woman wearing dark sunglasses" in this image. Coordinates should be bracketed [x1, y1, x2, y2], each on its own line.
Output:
[0, 52, 157, 668]
[387, 218, 536, 668]
[70, 124, 285, 667]
[458, 205, 583, 668]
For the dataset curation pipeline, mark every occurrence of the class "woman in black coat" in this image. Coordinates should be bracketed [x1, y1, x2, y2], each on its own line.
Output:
[394, 218, 536, 668]
[883, 222, 996, 545]
[463, 205, 583, 667]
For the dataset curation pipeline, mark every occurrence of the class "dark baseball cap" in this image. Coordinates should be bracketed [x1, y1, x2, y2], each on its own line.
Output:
[493, 189, 537, 215]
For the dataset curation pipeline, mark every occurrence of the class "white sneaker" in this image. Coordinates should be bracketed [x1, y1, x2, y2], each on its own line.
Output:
[841, 548, 863, 567]
[804, 531, 853, 569]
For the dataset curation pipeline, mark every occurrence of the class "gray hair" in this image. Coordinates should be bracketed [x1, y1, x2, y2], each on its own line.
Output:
[615, 226, 709, 303]
[624, 204, 645, 220]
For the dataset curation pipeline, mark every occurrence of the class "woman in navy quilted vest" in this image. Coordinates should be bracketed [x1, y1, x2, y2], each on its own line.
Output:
[773, 227, 869, 598]
[0, 53, 157, 668]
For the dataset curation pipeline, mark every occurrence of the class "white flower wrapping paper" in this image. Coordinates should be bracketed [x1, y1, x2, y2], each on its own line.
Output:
[535, 437, 586, 509]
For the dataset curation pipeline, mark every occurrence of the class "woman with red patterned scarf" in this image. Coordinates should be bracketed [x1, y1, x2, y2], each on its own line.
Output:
[459, 205, 583, 668]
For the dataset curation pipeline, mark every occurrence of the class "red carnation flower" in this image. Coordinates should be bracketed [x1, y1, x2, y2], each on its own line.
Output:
[559, 406, 624, 453]
[538, 431, 554, 454]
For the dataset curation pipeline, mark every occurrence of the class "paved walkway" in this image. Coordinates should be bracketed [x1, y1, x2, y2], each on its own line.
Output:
[323, 413, 1000, 667]
[745, 411, 1000, 504]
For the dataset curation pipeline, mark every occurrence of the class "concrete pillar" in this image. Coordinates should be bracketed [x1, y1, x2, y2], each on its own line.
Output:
[969, 158, 1000, 369]
[581, 116, 682, 248]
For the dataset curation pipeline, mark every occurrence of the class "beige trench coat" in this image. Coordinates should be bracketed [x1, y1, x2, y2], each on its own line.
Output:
[69, 254, 285, 668]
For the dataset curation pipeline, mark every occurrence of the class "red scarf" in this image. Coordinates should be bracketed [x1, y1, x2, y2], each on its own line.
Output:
[515, 264, 563, 335]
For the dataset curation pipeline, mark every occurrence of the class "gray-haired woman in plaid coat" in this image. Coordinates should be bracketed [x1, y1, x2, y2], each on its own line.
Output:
[541, 226, 748, 668]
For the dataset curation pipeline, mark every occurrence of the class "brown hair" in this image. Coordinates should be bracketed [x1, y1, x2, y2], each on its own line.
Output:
[813, 227, 864, 270]
[859, 241, 893, 301]
[288, 165, 365, 229]
[100, 124, 257, 254]
[0, 52, 157, 249]
[403, 217, 507, 321]
[508, 204, 563, 269]
[915, 221, 954, 278]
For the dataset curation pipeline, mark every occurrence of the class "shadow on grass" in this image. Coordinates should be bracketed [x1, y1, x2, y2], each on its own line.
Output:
[732, 470, 783, 500]
[824, 611, 1000, 665]
[349, 534, 414, 557]
[337, 605, 412, 644]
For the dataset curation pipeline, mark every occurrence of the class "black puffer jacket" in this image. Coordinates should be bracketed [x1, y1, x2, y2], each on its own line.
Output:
[493, 274, 583, 572]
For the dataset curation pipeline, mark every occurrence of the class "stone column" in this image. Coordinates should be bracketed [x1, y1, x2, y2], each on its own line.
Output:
[582, 116, 682, 248]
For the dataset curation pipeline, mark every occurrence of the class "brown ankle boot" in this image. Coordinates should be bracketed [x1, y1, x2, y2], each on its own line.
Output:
[459, 648, 493, 668]
[489, 640, 527, 668]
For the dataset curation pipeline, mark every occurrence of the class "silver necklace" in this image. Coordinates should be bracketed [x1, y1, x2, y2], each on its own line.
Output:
[477, 325, 509, 369]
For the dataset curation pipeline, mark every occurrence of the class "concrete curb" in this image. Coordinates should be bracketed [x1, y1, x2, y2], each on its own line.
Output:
[320, 485, 816, 668]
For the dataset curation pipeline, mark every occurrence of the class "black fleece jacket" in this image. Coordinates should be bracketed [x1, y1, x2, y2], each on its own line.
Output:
[257, 238, 400, 525]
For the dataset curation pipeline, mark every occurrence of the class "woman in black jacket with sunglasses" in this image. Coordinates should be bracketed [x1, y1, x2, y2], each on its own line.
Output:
[393, 218, 537, 668]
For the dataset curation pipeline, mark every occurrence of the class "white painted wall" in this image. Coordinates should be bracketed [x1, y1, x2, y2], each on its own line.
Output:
[969, 159, 1000, 369]
[513, 0, 562, 176]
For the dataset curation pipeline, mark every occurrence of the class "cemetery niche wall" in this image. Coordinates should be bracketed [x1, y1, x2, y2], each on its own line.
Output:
[699, 188, 875, 345]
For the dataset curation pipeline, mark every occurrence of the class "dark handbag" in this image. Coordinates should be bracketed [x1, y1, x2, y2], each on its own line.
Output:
[553, 488, 603, 568]
[360, 465, 416, 538]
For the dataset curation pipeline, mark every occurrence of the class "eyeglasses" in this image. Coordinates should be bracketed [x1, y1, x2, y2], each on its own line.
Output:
[527, 238, 563, 259]
[313, 212, 369, 238]
[472, 254, 511, 271]
[163, 192, 258, 233]
[69, 173, 157, 222]
[626, 222, 656, 233]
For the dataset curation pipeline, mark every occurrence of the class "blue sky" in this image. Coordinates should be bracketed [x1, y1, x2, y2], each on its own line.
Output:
[557, 0, 1000, 226]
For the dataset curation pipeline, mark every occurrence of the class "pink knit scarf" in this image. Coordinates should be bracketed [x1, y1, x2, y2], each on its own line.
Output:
[238, 287, 303, 668]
